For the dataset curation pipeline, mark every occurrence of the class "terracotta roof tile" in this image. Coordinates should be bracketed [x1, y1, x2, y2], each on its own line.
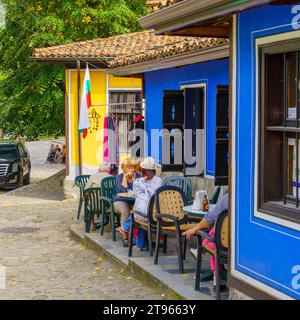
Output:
[32, 30, 229, 68]
[32, 30, 191, 60]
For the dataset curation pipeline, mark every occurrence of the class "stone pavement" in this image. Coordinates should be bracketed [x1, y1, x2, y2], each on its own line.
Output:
[0, 200, 163, 300]
[0, 140, 163, 300]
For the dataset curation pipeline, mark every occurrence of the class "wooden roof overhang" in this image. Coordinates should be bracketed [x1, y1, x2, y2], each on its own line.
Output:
[139, 0, 298, 37]
[30, 56, 112, 69]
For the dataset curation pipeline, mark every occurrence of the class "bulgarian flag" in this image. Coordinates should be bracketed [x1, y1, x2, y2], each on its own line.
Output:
[78, 64, 92, 139]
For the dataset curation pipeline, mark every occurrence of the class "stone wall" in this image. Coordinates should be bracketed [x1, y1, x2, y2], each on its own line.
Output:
[229, 288, 253, 300]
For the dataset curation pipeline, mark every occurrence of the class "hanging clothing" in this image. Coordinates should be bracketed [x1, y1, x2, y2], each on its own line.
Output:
[131, 115, 145, 158]
[103, 115, 119, 166]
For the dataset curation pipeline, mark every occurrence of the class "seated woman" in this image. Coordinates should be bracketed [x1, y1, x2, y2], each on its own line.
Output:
[114, 158, 141, 247]
[84, 162, 112, 230]
[183, 191, 229, 294]
[85, 162, 112, 190]
[118, 157, 162, 251]
[58, 145, 66, 164]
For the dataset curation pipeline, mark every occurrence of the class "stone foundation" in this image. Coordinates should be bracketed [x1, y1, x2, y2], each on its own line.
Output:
[63, 177, 80, 199]
[229, 287, 253, 300]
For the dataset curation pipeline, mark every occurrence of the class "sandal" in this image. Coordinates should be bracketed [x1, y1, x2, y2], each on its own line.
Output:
[132, 245, 142, 252]
[122, 238, 129, 247]
[132, 245, 149, 252]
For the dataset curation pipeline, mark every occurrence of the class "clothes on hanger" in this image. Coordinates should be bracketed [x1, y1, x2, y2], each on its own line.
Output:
[103, 114, 119, 170]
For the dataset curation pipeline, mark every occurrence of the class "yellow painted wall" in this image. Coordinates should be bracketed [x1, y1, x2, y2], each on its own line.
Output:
[108, 74, 142, 89]
[67, 70, 142, 172]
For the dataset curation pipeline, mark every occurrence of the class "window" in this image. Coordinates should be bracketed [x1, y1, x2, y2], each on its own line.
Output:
[109, 91, 143, 154]
[215, 86, 229, 186]
[162, 90, 184, 172]
[162, 88, 205, 176]
[259, 41, 300, 222]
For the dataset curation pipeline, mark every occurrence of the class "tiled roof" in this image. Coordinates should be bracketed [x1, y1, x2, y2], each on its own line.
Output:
[146, 0, 182, 12]
[109, 37, 229, 68]
[32, 30, 189, 60]
[32, 30, 229, 69]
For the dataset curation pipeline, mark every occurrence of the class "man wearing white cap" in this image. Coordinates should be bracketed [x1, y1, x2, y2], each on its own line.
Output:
[85, 162, 112, 190]
[133, 157, 162, 216]
[118, 157, 162, 251]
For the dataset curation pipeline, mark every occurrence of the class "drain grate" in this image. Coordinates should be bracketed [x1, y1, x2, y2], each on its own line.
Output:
[0, 227, 40, 234]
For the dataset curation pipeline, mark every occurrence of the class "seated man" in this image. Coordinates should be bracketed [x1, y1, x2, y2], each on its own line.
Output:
[183, 191, 228, 293]
[85, 162, 112, 189]
[59, 145, 66, 164]
[118, 157, 162, 251]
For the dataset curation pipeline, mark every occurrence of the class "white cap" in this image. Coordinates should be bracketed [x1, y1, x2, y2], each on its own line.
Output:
[99, 162, 111, 172]
[140, 157, 157, 171]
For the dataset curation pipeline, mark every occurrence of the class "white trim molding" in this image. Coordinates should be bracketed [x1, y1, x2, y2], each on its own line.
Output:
[108, 88, 142, 91]
[139, 0, 271, 34]
[230, 14, 238, 291]
[180, 82, 209, 179]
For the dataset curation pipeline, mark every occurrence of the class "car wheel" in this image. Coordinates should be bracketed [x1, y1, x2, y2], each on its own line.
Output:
[24, 173, 30, 185]
[18, 171, 24, 188]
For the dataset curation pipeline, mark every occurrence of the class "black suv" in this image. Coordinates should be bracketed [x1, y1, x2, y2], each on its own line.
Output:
[0, 142, 31, 189]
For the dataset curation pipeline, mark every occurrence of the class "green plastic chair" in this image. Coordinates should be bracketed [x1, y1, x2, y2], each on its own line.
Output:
[99, 176, 118, 241]
[83, 187, 103, 233]
[163, 176, 193, 205]
[75, 175, 91, 221]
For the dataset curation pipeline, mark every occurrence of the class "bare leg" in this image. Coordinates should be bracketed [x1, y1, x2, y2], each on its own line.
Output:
[114, 201, 130, 240]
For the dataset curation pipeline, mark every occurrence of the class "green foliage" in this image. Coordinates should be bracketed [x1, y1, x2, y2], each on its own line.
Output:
[0, 0, 148, 140]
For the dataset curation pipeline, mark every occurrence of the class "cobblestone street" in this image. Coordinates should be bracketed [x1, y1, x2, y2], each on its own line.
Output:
[0, 140, 163, 300]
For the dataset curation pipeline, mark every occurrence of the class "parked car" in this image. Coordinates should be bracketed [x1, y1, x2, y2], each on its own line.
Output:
[0, 142, 31, 189]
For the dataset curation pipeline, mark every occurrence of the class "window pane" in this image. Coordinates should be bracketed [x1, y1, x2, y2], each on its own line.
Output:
[286, 52, 297, 120]
[260, 46, 300, 219]
[108, 91, 143, 153]
[266, 53, 284, 126]
[264, 131, 284, 202]
[287, 136, 300, 199]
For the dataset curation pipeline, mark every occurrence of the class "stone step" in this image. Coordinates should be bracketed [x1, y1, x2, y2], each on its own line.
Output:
[70, 223, 221, 300]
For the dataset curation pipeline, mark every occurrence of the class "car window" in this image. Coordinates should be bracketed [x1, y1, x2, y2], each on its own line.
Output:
[0, 145, 18, 157]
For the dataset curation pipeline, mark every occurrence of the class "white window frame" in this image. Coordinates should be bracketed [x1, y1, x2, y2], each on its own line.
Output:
[254, 30, 300, 232]
[180, 83, 211, 179]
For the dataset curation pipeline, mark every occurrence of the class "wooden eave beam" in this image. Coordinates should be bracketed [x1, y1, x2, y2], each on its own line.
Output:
[169, 25, 229, 38]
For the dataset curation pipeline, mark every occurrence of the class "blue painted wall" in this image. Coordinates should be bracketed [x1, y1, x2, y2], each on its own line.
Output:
[144, 59, 229, 177]
[235, 3, 300, 299]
